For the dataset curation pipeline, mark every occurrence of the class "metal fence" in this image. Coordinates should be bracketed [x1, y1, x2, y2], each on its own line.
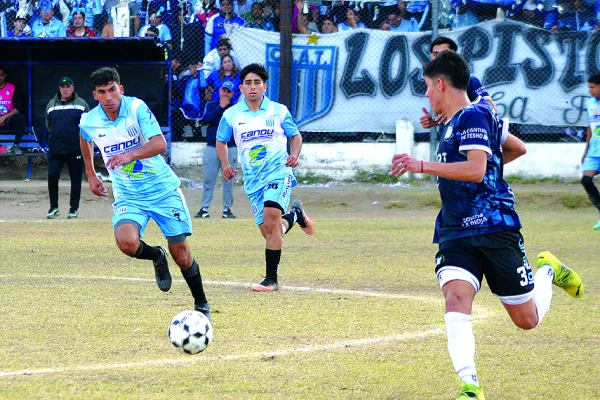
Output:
[1, 0, 594, 144]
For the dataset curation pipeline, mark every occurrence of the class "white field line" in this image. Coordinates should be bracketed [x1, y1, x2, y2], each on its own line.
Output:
[0, 328, 447, 378]
[22, 275, 442, 303]
[0, 275, 494, 378]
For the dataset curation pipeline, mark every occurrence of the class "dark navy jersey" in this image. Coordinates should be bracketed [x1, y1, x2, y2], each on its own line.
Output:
[467, 75, 490, 102]
[433, 102, 521, 244]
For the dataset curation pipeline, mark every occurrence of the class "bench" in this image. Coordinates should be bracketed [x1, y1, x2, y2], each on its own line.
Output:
[0, 127, 45, 180]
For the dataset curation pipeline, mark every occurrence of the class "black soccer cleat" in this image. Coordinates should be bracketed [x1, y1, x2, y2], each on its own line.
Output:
[194, 302, 211, 321]
[153, 246, 172, 292]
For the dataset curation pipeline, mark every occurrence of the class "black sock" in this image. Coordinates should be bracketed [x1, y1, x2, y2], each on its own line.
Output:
[282, 209, 297, 235]
[182, 260, 208, 305]
[582, 176, 600, 212]
[265, 249, 281, 282]
[134, 240, 162, 261]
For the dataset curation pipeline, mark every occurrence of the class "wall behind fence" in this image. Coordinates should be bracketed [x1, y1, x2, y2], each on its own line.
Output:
[172, 141, 585, 180]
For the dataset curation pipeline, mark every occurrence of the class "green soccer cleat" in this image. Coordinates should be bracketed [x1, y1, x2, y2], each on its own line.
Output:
[593, 219, 600, 230]
[537, 251, 583, 298]
[457, 381, 485, 400]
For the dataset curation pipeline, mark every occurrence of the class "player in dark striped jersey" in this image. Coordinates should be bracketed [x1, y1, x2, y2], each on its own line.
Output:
[390, 51, 583, 400]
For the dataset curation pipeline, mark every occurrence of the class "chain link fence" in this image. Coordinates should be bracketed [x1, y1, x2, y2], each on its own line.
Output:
[0, 0, 594, 144]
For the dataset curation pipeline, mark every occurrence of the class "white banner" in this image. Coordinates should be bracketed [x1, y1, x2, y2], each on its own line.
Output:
[229, 21, 596, 132]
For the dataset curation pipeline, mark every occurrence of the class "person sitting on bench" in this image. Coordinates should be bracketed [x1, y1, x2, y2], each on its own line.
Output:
[0, 66, 27, 155]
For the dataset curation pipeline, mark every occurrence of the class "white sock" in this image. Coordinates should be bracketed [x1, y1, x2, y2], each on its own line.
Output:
[533, 266, 554, 327]
[281, 222, 288, 237]
[445, 312, 479, 387]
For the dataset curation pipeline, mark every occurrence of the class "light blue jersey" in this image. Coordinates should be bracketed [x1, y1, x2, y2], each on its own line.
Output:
[79, 95, 180, 202]
[586, 96, 600, 158]
[216, 96, 300, 196]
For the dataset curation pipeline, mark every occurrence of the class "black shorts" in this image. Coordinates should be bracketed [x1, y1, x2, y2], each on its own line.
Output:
[434, 230, 534, 297]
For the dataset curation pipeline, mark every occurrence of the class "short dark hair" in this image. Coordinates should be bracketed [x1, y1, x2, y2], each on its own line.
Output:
[91, 67, 121, 88]
[423, 51, 469, 91]
[429, 36, 458, 54]
[0, 65, 6, 74]
[240, 63, 269, 83]
[217, 38, 231, 48]
[588, 73, 600, 85]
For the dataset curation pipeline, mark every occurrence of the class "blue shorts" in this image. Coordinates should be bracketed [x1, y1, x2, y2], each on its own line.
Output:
[248, 174, 294, 225]
[582, 156, 600, 173]
[112, 188, 193, 238]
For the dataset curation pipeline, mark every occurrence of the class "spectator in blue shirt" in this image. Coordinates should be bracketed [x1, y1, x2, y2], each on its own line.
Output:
[381, 9, 418, 31]
[204, 0, 244, 55]
[7, 13, 31, 37]
[245, 3, 275, 31]
[31, 0, 67, 37]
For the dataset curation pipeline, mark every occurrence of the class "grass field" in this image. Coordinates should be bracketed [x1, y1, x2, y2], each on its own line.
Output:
[1, 185, 599, 399]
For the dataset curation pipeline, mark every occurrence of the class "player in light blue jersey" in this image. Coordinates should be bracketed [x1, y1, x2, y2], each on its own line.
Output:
[215, 63, 315, 293]
[581, 73, 600, 230]
[79, 67, 211, 319]
[389, 52, 583, 400]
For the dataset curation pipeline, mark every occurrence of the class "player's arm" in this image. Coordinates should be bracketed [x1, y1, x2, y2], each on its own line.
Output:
[502, 133, 526, 164]
[389, 150, 487, 183]
[582, 126, 591, 163]
[485, 97, 497, 113]
[282, 107, 302, 167]
[216, 113, 236, 182]
[80, 133, 107, 197]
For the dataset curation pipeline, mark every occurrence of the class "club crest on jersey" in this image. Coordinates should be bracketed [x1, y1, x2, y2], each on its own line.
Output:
[266, 118, 274, 127]
[126, 125, 140, 138]
[265, 43, 337, 127]
[444, 125, 454, 141]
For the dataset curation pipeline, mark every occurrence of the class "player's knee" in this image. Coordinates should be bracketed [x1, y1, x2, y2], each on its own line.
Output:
[172, 252, 192, 269]
[116, 237, 139, 257]
[581, 175, 594, 186]
[514, 315, 538, 330]
[444, 292, 470, 313]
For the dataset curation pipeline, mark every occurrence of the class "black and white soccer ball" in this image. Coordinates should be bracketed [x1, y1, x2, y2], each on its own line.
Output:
[168, 310, 213, 354]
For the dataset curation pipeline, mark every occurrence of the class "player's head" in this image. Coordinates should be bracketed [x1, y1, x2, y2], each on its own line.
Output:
[423, 51, 470, 114]
[588, 73, 600, 99]
[0, 66, 6, 85]
[91, 67, 124, 116]
[429, 36, 458, 60]
[240, 63, 268, 103]
[240, 63, 268, 83]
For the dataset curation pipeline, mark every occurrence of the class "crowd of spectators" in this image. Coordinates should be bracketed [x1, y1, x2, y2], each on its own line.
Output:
[3, 0, 598, 141]
[2, 0, 599, 43]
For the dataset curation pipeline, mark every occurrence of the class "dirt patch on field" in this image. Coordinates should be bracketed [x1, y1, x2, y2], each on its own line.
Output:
[0, 164, 587, 221]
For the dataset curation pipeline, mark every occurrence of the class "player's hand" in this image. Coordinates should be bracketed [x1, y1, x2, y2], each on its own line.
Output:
[389, 153, 419, 178]
[285, 154, 299, 168]
[420, 108, 447, 129]
[222, 165, 237, 182]
[89, 175, 108, 197]
[106, 153, 133, 170]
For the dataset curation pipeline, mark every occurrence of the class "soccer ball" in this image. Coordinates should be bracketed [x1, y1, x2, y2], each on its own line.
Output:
[168, 310, 213, 354]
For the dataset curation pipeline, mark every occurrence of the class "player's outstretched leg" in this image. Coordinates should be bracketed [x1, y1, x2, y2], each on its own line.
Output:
[537, 251, 583, 298]
[182, 260, 211, 320]
[457, 381, 485, 400]
[291, 200, 314, 235]
[153, 246, 172, 292]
